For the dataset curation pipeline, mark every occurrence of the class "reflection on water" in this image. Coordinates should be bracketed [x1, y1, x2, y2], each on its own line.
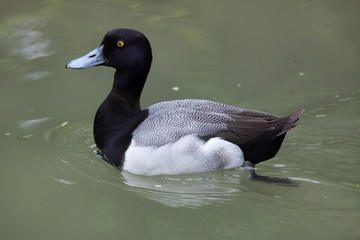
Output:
[17, 71, 51, 82]
[5, 17, 55, 61]
[122, 171, 242, 208]
[288, 177, 319, 184]
[52, 177, 76, 185]
[19, 117, 49, 129]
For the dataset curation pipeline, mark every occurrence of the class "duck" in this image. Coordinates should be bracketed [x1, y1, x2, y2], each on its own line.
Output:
[66, 28, 303, 176]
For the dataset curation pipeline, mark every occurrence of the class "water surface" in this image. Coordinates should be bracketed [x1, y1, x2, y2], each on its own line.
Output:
[1, 0, 359, 239]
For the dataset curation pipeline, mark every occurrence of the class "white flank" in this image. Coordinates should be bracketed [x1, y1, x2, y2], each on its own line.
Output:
[123, 135, 244, 175]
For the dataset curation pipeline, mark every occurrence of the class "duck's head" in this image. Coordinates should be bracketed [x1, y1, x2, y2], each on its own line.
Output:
[66, 28, 152, 71]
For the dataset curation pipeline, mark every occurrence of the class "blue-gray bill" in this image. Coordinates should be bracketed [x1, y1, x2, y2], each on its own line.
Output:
[65, 45, 105, 69]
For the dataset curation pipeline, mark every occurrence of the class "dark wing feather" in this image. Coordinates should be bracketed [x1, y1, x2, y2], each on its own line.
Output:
[216, 109, 304, 164]
[224, 109, 303, 140]
[209, 110, 279, 144]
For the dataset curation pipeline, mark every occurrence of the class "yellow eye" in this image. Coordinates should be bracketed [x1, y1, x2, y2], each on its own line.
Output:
[116, 40, 125, 47]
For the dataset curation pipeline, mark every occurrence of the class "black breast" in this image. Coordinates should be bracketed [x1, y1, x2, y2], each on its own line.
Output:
[93, 93, 148, 168]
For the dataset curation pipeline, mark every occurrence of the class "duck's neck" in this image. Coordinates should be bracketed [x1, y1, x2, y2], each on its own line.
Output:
[111, 67, 149, 110]
[94, 67, 150, 167]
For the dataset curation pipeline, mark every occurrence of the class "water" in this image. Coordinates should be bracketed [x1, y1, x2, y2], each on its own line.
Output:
[1, 0, 359, 239]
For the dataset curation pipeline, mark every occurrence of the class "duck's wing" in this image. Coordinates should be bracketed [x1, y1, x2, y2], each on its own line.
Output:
[132, 99, 302, 147]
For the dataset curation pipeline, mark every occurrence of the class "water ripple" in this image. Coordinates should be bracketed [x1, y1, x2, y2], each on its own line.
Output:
[5, 17, 55, 61]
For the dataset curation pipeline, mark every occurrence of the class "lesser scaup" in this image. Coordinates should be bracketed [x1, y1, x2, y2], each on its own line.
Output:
[66, 28, 303, 176]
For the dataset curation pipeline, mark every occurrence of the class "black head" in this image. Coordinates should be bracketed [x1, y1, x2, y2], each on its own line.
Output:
[101, 29, 152, 70]
[66, 28, 152, 71]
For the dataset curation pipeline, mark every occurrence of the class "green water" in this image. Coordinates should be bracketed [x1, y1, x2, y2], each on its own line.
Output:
[1, 0, 359, 239]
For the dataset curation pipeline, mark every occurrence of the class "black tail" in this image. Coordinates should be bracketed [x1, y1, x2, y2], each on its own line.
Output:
[240, 110, 304, 165]
[277, 109, 304, 136]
